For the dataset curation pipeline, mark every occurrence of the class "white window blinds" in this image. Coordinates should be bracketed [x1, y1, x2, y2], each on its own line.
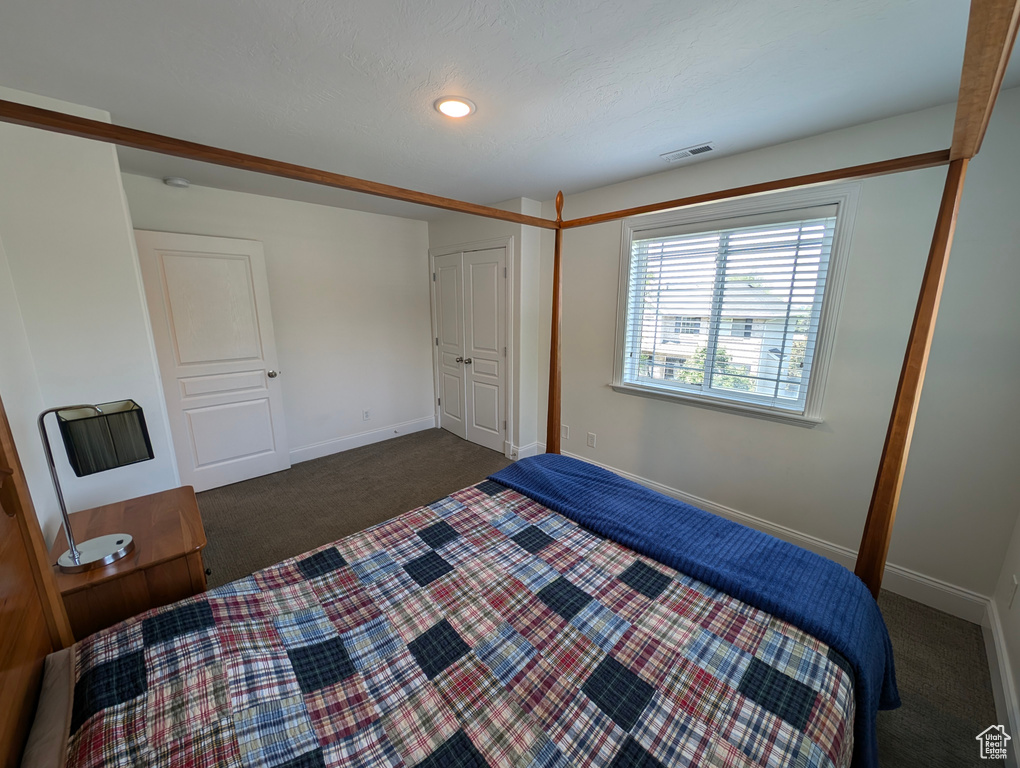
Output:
[621, 206, 838, 415]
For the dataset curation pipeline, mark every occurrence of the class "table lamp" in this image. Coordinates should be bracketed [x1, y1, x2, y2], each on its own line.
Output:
[38, 400, 154, 572]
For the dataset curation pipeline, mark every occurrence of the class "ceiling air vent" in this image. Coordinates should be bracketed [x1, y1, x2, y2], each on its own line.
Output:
[660, 143, 715, 163]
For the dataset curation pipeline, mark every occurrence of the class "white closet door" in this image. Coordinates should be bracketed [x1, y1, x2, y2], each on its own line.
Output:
[434, 252, 466, 439]
[433, 247, 506, 452]
[136, 230, 290, 491]
[462, 248, 506, 452]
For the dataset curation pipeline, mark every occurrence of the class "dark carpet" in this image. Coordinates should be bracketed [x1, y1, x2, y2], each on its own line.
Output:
[197, 428, 999, 765]
[197, 428, 510, 587]
[877, 591, 998, 766]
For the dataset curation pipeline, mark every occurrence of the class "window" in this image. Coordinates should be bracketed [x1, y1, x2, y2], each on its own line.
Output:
[660, 315, 702, 341]
[613, 185, 858, 424]
[677, 316, 702, 335]
[663, 356, 685, 379]
[727, 317, 753, 337]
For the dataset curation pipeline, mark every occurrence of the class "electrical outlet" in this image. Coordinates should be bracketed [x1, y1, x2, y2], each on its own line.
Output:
[561, 425, 569, 439]
[586, 432, 596, 448]
[362, 409, 372, 421]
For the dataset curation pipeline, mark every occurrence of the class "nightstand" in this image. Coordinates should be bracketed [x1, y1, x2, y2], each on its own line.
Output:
[49, 486, 208, 639]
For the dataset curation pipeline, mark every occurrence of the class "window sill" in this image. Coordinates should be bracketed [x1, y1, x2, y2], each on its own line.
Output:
[610, 382, 823, 428]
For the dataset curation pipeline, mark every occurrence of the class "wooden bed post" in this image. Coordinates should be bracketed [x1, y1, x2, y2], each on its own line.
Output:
[949, 0, 1020, 162]
[855, 0, 1019, 597]
[854, 158, 968, 597]
[546, 192, 564, 454]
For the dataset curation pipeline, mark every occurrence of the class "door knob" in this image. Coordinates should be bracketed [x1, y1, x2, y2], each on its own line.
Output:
[267, 370, 279, 378]
[455, 357, 464, 363]
[464, 358, 473, 365]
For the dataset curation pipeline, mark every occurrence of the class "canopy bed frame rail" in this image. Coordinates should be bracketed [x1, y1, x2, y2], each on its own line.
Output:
[558, 150, 952, 229]
[0, 30, 1012, 735]
[0, 100, 558, 232]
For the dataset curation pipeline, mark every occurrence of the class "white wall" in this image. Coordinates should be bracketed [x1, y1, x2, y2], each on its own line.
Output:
[121, 175, 435, 462]
[993, 515, 1020, 735]
[428, 199, 545, 456]
[983, 84, 1020, 713]
[0, 86, 179, 541]
[0, 230, 56, 526]
[539, 88, 1020, 599]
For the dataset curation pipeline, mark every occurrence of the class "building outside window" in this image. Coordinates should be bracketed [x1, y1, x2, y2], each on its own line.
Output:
[728, 317, 753, 337]
[662, 356, 685, 380]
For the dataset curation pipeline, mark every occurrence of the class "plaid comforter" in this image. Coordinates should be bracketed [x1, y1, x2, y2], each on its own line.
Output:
[69, 480, 855, 768]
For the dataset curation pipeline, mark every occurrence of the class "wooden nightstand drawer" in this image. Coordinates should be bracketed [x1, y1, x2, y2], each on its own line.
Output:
[49, 486, 207, 639]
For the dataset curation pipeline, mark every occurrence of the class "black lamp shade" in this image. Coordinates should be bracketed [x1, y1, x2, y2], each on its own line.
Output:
[57, 400, 154, 477]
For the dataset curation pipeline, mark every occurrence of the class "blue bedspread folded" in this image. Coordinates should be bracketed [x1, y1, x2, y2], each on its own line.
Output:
[491, 454, 898, 768]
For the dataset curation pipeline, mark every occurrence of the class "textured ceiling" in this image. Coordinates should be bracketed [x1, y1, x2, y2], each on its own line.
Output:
[0, 0, 1015, 219]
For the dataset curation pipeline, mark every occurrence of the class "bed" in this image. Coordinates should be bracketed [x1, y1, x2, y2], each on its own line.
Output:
[19, 455, 895, 768]
[2, 5, 1014, 767]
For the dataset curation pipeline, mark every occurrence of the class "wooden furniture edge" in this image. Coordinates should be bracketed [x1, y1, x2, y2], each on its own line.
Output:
[0, 401, 73, 648]
[49, 486, 207, 594]
[52, 546, 207, 594]
[0, 392, 73, 768]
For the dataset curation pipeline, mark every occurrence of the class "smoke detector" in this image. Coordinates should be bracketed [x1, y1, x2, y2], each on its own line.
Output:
[659, 143, 715, 163]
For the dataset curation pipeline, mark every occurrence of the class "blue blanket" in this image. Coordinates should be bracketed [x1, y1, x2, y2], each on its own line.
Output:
[491, 454, 898, 768]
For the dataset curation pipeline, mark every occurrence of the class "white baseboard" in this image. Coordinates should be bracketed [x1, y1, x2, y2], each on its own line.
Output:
[513, 442, 544, 459]
[290, 416, 436, 464]
[985, 600, 1020, 763]
[560, 450, 989, 623]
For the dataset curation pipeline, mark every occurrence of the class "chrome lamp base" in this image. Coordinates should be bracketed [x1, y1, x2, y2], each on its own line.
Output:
[57, 533, 134, 573]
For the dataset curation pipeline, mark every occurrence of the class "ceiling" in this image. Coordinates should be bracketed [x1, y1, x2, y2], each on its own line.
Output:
[1, 0, 1016, 220]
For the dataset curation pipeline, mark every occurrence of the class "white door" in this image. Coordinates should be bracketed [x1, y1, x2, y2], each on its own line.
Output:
[135, 231, 290, 491]
[462, 249, 506, 451]
[432, 247, 506, 453]
[434, 252, 466, 439]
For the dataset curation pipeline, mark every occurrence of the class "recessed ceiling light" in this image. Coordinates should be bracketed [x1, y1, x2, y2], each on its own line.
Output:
[162, 176, 190, 188]
[434, 97, 476, 118]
